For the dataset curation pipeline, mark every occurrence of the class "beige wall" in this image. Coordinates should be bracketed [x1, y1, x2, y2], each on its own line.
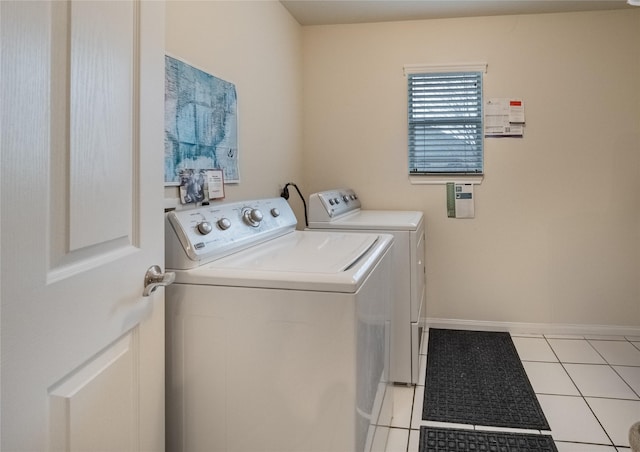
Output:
[165, 0, 303, 214]
[302, 10, 640, 327]
[164, 4, 639, 328]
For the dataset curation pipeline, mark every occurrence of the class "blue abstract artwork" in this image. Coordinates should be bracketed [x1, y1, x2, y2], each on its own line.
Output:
[164, 55, 239, 185]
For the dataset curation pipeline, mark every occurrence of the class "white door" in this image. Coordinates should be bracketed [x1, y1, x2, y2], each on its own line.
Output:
[1, 1, 166, 450]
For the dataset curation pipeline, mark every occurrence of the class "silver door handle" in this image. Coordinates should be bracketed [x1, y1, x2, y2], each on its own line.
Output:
[143, 265, 175, 297]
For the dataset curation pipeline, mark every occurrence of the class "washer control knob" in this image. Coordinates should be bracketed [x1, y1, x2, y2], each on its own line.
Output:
[197, 221, 213, 235]
[342, 195, 350, 202]
[217, 218, 231, 230]
[243, 208, 263, 226]
[270, 208, 280, 217]
[250, 208, 263, 222]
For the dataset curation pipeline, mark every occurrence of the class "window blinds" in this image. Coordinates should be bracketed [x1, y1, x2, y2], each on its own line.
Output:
[408, 72, 483, 175]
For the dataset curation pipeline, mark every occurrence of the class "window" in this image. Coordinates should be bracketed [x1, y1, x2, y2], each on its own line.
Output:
[406, 65, 485, 176]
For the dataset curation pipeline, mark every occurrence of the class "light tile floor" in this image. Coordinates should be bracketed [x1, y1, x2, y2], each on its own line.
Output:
[383, 330, 640, 452]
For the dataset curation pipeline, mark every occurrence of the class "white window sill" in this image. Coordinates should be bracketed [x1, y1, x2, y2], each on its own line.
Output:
[408, 175, 484, 185]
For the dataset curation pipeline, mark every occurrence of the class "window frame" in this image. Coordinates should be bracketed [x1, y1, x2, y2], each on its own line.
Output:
[405, 63, 487, 185]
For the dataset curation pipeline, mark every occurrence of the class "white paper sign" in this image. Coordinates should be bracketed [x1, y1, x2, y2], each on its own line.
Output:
[454, 183, 475, 219]
[206, 169, 225, 199]
[485, 98, 524, 137]
[508, 99, 525, 124]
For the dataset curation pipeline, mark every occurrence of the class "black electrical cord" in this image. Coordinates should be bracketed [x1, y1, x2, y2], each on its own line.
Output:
[281, 182, 308, 228]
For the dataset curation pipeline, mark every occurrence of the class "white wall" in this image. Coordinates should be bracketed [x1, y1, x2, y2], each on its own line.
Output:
[302, 10, 640, 328]
[165, 0, 303, 214]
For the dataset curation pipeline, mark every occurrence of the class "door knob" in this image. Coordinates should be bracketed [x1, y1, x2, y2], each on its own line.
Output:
[143, 265, 175, 296]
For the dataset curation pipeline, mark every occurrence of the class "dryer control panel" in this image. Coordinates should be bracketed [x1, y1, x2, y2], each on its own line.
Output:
[308, 188, 362, 221]
[166, 197, 297, 269]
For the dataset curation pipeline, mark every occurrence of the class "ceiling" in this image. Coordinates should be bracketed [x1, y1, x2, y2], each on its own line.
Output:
[280, 0, 634, 26]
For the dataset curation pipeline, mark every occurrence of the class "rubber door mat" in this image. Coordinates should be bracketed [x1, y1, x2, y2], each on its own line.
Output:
[420, 426, 557, 452]
[423, 328, 550, 430]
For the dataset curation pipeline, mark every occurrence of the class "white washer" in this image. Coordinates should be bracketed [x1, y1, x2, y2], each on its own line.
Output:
[165, 197, 394, 452]
[308, 188, 425, 385]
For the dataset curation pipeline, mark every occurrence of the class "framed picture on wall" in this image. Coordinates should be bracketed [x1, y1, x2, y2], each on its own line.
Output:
[178, 169, 206, 204]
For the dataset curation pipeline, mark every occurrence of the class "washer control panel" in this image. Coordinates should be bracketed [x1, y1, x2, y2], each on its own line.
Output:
[308, 188, 361, 221]
[166, 197, 297, 269]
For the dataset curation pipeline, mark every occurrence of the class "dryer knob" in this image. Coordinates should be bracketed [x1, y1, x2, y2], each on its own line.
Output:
[270, 208, 280, 217]
[197, 221, 213, 235]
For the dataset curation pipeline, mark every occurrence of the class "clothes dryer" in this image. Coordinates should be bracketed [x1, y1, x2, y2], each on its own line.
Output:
[309, 188, 425, 385]
[165, 197, 394, 452]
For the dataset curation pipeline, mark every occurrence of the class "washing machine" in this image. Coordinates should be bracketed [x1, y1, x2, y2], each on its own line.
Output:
[308, 188, 425, 386]
[164, 197, 394, 452]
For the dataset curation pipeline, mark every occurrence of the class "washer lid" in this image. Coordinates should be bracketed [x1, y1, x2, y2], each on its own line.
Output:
[309, 210, 423, 231]
[210, 230, 377, 273]
[173, 231, 393, 292]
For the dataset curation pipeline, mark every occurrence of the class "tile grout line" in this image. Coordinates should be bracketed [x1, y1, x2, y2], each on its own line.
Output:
[542, 334, 618, 449]
[610, 365, 640, 400]
[586, 336, 640, 447]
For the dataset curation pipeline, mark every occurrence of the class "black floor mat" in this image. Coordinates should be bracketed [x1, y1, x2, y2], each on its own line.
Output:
[423, 328, 550, 430]
[420, 426, 558, 452]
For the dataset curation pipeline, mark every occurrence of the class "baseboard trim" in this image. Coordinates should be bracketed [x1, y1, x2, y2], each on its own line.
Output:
[424, 317, 640, 337]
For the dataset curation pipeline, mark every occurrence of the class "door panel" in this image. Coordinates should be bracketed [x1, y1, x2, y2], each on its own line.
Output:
[49, 331, 139, 452]
[49, 0, 139, 279]
[68, 0, 134, 251]
[0, 1, 166, 450]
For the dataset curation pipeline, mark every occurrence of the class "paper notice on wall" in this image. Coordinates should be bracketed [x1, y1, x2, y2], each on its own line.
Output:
[206, 169, 225, 199]
[508, 99, 525, 123]
[485, 98, 524, 137]
[446, 183, 475, 219]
